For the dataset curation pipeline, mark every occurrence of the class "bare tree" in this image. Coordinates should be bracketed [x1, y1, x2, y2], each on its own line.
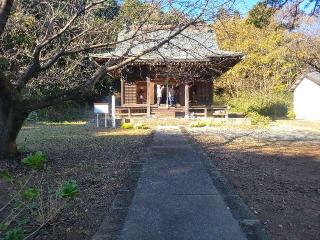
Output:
[289, 32, 320, 71]
[268, 0, 319, 16]
[0, 0, 229, 158]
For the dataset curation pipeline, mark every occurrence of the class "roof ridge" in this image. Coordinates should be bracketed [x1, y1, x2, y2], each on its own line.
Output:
[91, 28, 244, 61]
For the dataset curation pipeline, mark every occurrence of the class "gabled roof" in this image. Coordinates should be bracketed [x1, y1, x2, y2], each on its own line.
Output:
[290, 70, 320, 91]
[91, 26, 243, 62]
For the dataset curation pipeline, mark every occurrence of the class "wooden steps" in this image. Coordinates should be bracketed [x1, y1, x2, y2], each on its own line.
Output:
[151, 106, 185, 117]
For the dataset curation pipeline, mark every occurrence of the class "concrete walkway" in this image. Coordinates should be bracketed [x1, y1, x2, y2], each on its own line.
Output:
[119, 126, 247, 240]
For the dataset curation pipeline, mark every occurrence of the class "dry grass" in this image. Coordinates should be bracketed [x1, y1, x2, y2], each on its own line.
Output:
[1, 123, 152, 240]
[189, 125, 320, 240]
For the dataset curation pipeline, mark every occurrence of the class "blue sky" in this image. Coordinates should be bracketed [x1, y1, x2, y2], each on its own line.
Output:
[232, 0, 260, 15]
[234, 0, 320, 15]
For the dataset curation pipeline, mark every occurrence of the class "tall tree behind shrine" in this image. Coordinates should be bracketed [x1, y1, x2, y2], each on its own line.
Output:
[213, 2, 320, 98]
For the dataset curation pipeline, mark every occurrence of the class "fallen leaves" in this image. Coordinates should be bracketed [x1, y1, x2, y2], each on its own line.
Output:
[0, 124, 154, 240]
[189, 126, 320, 240]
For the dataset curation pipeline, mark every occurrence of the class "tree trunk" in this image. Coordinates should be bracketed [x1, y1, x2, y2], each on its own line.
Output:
[0, 99, 28, 159]
[0, 0, 14, 35]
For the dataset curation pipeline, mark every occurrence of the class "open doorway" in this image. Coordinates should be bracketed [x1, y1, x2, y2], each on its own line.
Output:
[154, 82, 181, 106]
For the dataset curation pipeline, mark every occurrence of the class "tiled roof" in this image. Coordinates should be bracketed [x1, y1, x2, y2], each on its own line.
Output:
[91, 27, 243, 61]
[305, 71, 320, 85]
[290, 70, 320, 91]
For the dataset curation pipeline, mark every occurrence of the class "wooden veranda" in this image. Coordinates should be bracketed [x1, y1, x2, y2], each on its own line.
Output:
[115, 105, 229, 118]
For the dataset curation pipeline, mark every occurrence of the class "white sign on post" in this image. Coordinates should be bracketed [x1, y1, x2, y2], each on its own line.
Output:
[94, 103, 109, 128]
[94, 103, 109, 114]
[112, 95, 116, 128]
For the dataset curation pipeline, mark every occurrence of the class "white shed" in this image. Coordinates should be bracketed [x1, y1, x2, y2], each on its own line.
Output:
[291, 71, 320, 121]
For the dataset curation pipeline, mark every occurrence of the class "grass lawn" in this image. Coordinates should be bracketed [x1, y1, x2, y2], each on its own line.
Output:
[188, 123, 320, 240]
[0, 123, 152, 240]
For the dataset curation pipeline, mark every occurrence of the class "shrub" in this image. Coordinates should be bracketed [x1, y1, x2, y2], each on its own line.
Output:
[190, 120, 225, 128]
[4, 228, 24, 240]
[58, 180, 79, 199]
[248, 102, 288, 119]
[287, 109, 295, 119]
[206, 121, 224, 127]
[134, 123, 148, 129]
[21, 151, 47, 170]
[0, 170, 13, 183]
[33, 101, 90, 122]
[246, 111, 271, 125]
[190, 121, 207, 128]
[22, 188, 40, 201]
[228, 93, 293, 120]
[121, 123, 134, 129]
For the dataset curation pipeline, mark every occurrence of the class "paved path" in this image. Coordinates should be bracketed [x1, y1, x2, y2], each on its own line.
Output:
[119, 126, 247, 240]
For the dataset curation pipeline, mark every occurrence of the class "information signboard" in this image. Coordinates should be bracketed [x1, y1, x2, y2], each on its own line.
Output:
[94, 103, 109, 114]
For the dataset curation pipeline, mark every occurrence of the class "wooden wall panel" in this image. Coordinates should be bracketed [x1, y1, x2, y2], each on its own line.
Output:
[187, 81, 213, 106]
[196, 82, 209, 105]
[124, 83, 137, 104]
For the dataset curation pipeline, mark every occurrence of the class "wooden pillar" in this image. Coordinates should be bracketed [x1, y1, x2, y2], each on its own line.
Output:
[150, 82, 155, 104]
[120, 77, 124, 106]
[185, 83, 189, 118]
[211, 80, 214, 106]
[146, 77, 151, 117]
[166, 81, 169, 109]
[225, 108, 229, 119]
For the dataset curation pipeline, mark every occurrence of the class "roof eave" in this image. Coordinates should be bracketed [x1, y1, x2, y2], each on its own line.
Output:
[289, 71, 320, 91]
[90, 53, 244, 61]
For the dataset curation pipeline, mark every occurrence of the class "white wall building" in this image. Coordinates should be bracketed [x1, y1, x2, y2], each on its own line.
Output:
[291, 71, 320, 121]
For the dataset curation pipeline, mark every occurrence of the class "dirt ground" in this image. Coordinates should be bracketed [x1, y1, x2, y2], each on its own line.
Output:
[188, 120, 320, 240]
[2, 120, 320, 240]
[0, 123, 152, 240]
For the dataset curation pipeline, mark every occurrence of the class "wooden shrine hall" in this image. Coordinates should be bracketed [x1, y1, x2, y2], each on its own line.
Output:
[91, 25, 244, 118]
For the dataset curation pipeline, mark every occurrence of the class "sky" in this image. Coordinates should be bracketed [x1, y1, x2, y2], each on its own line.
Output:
[216, 0, 320, 36]
[119, 0, 319, 33]
[232, 0, 260, 15]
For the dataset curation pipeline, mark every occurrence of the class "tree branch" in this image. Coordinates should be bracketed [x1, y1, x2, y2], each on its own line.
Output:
[107, 24, 197, 72]
[0, 72, 19, 102]
[14, 0, 107, 90]
[15, 57, 41, 91]
[24, 90, 81, 112]
[38, 0, 106, 48]
[0, 0, 13, 35]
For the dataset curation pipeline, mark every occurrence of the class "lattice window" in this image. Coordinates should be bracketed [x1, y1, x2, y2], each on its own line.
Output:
[124, 83, 137, 104]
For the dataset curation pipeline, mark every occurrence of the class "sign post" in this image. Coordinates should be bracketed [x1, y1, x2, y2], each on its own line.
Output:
[166, 82, 169, 109]
[146, 77, 151, 117]
[96, 113, 99, 128]
[94, 103, 109, 128]
[112, 95, 116, 128]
